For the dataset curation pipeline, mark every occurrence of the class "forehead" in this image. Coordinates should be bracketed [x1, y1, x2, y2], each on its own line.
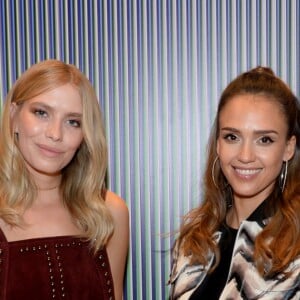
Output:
[219, 94, 287, 131]
[22, 84, 82, 114]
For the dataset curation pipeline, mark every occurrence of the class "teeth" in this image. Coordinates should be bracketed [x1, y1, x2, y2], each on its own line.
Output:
[235, 168, 260, 175]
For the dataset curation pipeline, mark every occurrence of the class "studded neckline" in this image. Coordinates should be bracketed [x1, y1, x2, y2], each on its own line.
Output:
[0, 226, 83, 245]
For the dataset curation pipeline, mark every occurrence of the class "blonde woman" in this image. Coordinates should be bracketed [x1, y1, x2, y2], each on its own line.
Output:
[0, 60, 129, 300]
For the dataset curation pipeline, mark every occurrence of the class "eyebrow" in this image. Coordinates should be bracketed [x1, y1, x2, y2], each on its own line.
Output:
[220, 127, 279, 135]
[67, 112, 82, 118]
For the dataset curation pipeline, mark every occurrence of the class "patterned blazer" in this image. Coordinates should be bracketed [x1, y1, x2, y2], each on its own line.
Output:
[169, 219, 300, 299]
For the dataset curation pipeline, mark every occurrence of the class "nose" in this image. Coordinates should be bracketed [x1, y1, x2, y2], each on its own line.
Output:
[237, 141, 255, 163]
[46, 119, 63, 141]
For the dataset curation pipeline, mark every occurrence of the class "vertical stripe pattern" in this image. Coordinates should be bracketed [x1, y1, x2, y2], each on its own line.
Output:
[0, 1, 300, 299]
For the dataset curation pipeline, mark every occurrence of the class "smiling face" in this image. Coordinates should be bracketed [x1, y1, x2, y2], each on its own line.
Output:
[216, 94, 296, 206]
[11, 83, 84, 182]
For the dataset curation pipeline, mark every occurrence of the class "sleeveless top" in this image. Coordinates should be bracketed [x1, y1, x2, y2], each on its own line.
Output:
[0, 228, 115, 300]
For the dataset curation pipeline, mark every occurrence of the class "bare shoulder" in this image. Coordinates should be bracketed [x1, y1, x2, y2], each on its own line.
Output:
[105, 190, 129, 300]
[105, 190, 129, 221]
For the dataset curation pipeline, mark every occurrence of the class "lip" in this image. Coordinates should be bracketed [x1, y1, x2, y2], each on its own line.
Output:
[37, 144, 64, 157]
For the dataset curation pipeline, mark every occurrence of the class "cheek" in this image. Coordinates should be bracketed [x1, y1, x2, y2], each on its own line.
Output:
[217, 143, 234, 163]
[259, 146, 286, 164]
[218, 151, 235, 176]
[263, 156, 284, 175]
[66, 133, 83, 151]
[20, 124, 41, 136]
[16, 113, 42, 137]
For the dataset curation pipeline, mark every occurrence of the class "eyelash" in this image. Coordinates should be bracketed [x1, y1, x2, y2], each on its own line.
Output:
[260, 136, 274, 144]
[223, 133, 238, 141]
[222, 134, 274, 144]
[33, 109, 81, 128]
[68, 120, 81, 128]
[34, 109, 48, 118]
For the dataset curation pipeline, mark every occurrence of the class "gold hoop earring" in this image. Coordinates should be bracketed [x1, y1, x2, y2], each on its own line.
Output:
[212, 156, 219, 189]
[212, 156, 229, 191]
[279, 160, 288, 192]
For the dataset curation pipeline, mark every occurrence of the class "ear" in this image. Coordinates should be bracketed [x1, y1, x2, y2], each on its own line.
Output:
[10, 102, 19, 133]
[283, 135, 296, 161]
[10, 102, 18, 116]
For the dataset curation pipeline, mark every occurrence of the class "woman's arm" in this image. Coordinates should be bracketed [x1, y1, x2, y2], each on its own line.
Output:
[105, 191, 129, 300]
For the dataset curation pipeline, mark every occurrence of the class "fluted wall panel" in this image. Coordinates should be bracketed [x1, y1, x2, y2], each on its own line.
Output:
[0, 1, 299, 299]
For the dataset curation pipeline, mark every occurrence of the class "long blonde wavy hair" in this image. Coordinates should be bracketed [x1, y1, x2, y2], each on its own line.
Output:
[177, 67, 300, 278]
[0, 60, 113, 251]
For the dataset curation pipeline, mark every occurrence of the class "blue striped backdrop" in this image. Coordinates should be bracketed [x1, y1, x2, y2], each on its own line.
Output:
[0, 1, 300, 299]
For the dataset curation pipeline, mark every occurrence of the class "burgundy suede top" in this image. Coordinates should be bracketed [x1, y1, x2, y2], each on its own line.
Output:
[0, 228, 114, 300]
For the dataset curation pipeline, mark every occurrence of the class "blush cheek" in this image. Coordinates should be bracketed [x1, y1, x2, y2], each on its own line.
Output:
[68, 133, 83, 151]
[19, 114, 44, 137]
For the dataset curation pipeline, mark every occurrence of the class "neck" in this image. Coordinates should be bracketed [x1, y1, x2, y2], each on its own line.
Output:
[25, 163, 62, 192]
[34, 186, 63, 208]
[226, 206, 245, 229]
[37, 185, 60, 191]
[226, 195, 265, 228]
[31, 173, 62, 192]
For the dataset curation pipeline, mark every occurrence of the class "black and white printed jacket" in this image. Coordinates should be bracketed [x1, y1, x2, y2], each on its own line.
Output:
[169, 218, 300, 299]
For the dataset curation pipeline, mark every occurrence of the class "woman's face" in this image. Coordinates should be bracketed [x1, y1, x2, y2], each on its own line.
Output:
[217, 94, 295, 205]
[11, 83, 84, 180]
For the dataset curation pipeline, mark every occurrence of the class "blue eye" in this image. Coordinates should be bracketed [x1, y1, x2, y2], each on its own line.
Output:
[34, 109, 48, 118]
[68, 119, 81, 128]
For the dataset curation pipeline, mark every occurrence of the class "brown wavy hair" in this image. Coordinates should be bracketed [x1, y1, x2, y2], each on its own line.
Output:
[177, 67, 300, 277]
[0, 60, 113, 251]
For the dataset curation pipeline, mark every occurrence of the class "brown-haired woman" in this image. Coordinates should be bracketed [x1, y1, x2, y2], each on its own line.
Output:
[169, 67, 300, 299]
